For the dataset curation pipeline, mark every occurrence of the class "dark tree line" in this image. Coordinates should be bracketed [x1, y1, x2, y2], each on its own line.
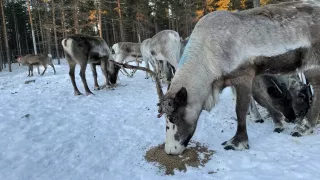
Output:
[0, 0, 290, 72]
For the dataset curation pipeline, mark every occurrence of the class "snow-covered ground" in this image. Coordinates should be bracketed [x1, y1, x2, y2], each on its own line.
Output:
[0, 60, 320, 180]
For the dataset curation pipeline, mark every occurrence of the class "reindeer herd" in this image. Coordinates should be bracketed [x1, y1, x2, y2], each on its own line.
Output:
[15, 0, 320, 156]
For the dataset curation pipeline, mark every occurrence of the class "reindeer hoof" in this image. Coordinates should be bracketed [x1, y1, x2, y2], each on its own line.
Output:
[94, 86, 100, 90]
[255, 119, 264, 123]
[274, 128, 284, 133]
[222, 136, 249, 150]
[290, 119, 314, 137]
[74, 92, 83, 96]
[86, 92, 95, 96]
[291, 132, 302, 137]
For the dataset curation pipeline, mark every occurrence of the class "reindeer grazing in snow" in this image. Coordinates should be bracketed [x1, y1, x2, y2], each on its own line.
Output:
[112, 42, 142, 77]
[243, 74, 312, 133]
[62, 34, 120, 96]
[155, 1, 320, 155]
[140, 30, 181, 82]
[17, 54, 56, 76]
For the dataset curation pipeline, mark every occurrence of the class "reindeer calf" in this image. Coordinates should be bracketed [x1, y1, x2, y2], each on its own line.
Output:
[17, 54, 56, 76]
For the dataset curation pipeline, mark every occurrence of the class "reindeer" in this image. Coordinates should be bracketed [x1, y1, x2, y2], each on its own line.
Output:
[156, 1, 320, 155]
[112, 42, 142, 77]
[242, 74, 312, 133]
[61, 34, 120, 96]
[17, 54, 56, 76]
[140, 30, 181, 82]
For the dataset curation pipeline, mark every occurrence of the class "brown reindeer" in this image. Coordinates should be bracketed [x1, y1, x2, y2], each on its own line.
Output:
[61, 34, 120, 96]
[17, 54, 56, 76]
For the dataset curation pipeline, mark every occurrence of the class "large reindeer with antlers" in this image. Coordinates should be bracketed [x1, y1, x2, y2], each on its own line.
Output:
[62, 34, 120, 95]
[155, 1, 320, 155]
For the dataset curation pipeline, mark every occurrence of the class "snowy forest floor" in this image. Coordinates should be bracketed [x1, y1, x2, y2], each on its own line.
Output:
[1, 60, 320, 180]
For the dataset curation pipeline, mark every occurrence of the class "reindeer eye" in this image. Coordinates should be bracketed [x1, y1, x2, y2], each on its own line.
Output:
[298, 94, 305, 99]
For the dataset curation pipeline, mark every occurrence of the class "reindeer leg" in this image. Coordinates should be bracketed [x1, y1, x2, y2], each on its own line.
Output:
[291, 70, 320, 137]
[130, 58, 139, 77]
[37, 66, 40, 75]
[144, 57, 150, 79]
[27, 65, 31, 76]
[222, 74, 254, 150]
[79, 62, 94, 96]
[67, 58, 82, 95]
[91, 63, 100, 90]
[122, 66, 132, 77]
[30, 65, 34, 76]
[268, 108, 286, 133]
[249, 97, 264, 123]
[100, 60, 112, 89]
[50, 64, 56, 74]
[41, 64, 47, 76]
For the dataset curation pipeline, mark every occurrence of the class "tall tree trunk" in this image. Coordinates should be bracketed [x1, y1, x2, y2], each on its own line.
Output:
[73, 0, 79, 34]
[111, 19, 117, 43]
[23, 27, 30, 54]
[0, 38, 3, 71]
[117, 0, 125, 41]
[254, 0, 260, 7]
[1, 0, 11, 72]
[104, 20, 110, 44]
[61, 0, 66, 38]
[44, 4, 52, 55]
[27, 0, 38, 55]
[38, 9, 45, 53]
[13, 7, 22, 56]
[52, 0, 60, 64]
[35, 20, 41, 53]
[202, 0, 207, 16]
[97, 0, 102, 37]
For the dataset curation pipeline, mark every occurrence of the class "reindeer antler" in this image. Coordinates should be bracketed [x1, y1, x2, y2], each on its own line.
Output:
[109, 60, 165, 117]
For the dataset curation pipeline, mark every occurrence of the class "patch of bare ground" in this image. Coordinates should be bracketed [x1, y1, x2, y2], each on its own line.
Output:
[145, 141, 215, 175]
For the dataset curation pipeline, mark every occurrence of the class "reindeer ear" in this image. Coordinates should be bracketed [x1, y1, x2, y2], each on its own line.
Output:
[267, 86, 283, 98]
[174, 87, 188, 106]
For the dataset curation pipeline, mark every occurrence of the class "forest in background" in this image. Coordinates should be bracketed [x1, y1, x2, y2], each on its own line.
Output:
[0, 0, 289, 72]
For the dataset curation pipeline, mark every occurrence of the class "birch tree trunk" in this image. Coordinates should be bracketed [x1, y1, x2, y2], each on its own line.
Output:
[0, 0, 11, 72]
[26, 0, 37, 55]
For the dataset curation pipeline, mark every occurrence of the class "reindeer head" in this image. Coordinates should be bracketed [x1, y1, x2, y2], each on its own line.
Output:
[267, 79, 296, 122]
[107, 60, 121, 85]
[157, 86, 198, 155]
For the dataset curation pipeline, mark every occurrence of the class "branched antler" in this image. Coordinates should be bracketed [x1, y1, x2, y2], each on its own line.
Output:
[110, 60, 165, 108]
